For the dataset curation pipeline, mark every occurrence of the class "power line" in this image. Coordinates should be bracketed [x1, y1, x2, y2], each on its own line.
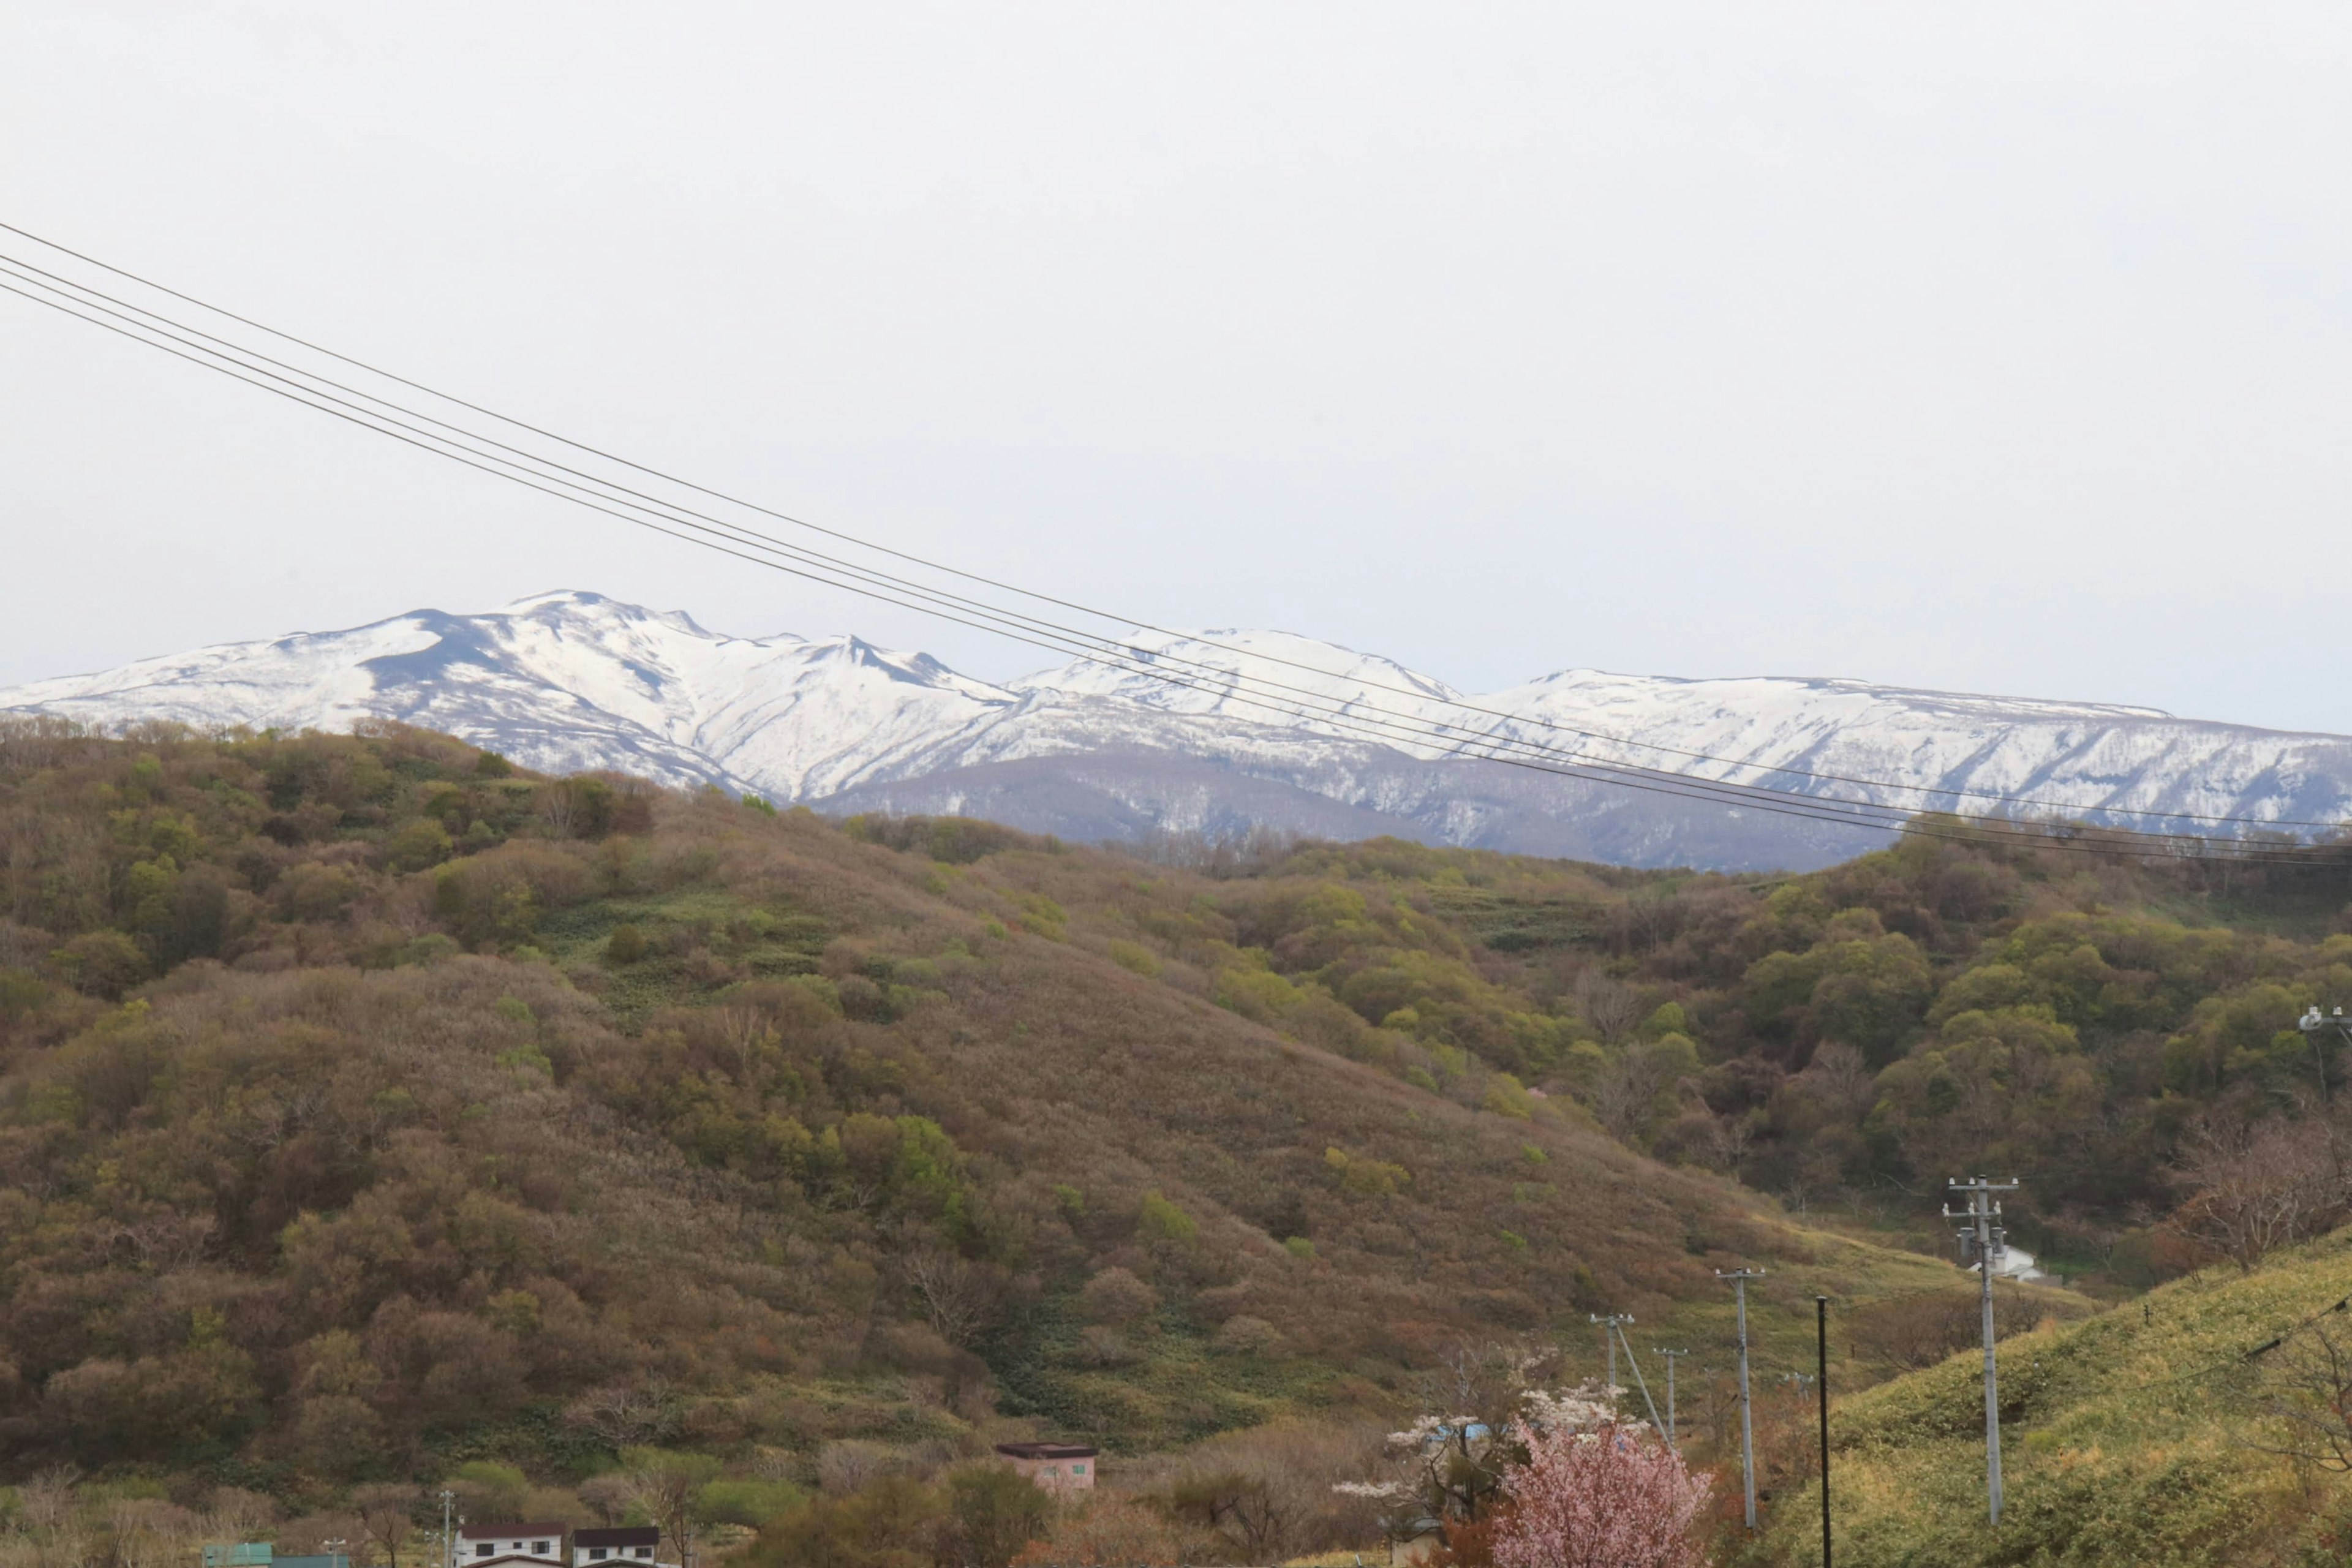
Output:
[9, 229, 2339, 835]
[4, 229, 2350, 860]
[9, 230, 2331, 835]
[8, 263, 2346, 864]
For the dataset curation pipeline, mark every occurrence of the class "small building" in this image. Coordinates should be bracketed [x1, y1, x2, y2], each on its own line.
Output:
[203, 1548, 273, 1568]
[993, 1442, 1098, 1490]
[571, 1528, 662, 1568]
[457, 1524, 567, 1568]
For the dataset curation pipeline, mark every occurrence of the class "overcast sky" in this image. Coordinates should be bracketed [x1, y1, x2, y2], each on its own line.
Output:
[4, 4, 2351, 729]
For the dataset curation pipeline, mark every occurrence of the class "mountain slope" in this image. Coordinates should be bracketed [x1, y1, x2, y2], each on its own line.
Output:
[0, 720, 1980, 1484]
[9, 591, 2352, 870]
[1763, 1230, 2352, 1567]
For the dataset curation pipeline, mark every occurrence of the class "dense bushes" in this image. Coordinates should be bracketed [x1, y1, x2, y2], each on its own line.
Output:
[1, 722, 1876, 1502]
[13, 718, 2352, 1542]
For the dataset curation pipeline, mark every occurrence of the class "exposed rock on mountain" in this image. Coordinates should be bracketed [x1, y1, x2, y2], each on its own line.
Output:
[9, 590, 2348, 869]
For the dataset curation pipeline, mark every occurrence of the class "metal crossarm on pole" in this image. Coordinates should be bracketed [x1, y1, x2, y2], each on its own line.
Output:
[1717, 1267, 1766, 1531]
[1943, 1176, 2020, 1524]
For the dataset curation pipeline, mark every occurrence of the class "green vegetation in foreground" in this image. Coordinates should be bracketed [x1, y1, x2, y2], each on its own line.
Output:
[1760, 1230, 2352, 1567]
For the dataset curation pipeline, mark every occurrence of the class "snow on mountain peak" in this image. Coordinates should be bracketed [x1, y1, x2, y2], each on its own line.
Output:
[6, 590, 2350, 870]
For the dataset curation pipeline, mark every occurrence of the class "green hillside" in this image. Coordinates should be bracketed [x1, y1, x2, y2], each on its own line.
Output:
[6, 715, 2350, 1564]
[0, 719, 1964, 1503]
[1761, 1231, 2352, 1567]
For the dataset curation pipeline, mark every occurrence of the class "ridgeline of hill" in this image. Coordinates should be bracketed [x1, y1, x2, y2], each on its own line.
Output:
[3, 714, 2351, 1558]
[0, 717, 1970, 1494]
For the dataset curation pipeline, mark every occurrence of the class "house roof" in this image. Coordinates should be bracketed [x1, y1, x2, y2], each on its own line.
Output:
[458, 1526, 568, 1540]
[572, 1530, 660, 1548]
[993, 1442, 1098, 1460]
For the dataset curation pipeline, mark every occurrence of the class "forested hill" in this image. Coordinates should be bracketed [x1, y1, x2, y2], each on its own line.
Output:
[0, 715, 2345, 1506]
[0, 717, 1964, 1493]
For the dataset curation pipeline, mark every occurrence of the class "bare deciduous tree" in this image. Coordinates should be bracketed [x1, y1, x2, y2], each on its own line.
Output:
[899, 1247, 1000, 1348]
[617, 1450, 720, 1568]
[352, 1485, 421, 1568]
[816, 1440, 898, 1495]
[1593, 1046, 1679, 1142]
[1573, 970, 1645, 1046]
[1175, 1420, 1387, 1561]
[2169, 1117, 2346, 1273]
[1848, 1289, 2049, 1372]
[565, 1380, 683, 1450]
[2246, 1313, 2352, 1471]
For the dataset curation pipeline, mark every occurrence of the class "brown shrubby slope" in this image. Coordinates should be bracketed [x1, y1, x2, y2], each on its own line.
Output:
[0, 718, 1873, 1496]
[7, 713, 2340, 1521]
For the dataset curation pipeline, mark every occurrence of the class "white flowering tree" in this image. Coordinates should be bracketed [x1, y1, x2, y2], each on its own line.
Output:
[1335, 1381, 1627, 1539]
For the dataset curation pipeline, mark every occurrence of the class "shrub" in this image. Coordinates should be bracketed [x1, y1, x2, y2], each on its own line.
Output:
[943, 1463, 1049, 1568]
[1215, 1315, 1282, 1355]
[699, 1478, 805, 1526]
[1080, 1267, 1159, 1326]
[50, 930, 149, 999]
[606, 924, 649, 965]
[752, 1475, 945, 1568]
[1137, 1191, 1197, 1243]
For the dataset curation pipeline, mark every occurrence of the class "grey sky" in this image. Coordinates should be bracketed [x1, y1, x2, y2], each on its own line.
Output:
[4, 4, 2350, 731]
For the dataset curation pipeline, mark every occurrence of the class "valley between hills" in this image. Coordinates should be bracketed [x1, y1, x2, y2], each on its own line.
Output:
[4, 716, 2351, 1566]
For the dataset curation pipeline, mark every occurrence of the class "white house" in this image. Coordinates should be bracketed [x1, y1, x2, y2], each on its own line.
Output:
[571, 1528, 662, 1568]
[456, 1523, 566, 1568]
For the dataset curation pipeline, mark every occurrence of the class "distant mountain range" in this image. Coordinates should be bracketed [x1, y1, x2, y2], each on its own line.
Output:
[7, 589, 2350, 870]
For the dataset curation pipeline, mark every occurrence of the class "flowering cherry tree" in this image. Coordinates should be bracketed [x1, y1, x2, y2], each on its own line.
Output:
[1491, 1417, 1713, 1568]
[1335, 1382, 1629, 1539]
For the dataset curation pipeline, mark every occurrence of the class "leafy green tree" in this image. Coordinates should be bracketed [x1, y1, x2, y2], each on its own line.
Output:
[50, 930, 148, 999]
[750, 1477, 944, 1568]
[943, 1464, 1048, 1568]
[443, 1460, 531, 1523]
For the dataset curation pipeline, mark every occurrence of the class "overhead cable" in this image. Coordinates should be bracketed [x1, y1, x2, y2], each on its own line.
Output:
[3, 230, 2348, 864]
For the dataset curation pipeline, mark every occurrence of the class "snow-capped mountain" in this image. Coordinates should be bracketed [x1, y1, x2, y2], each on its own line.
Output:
[7, 590, 2350, 871]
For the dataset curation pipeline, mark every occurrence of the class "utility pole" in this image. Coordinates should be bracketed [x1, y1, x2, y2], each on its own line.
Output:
[1817, 1295, 1832, 1568]
[438, 1491, 457, 1568]
[1590, 1313, 1666, 1436]
[1590, 1311, 1630, 1396]
[1718, 1266, 1766, 1531]
[2299, 1006, 2351, 1104]
[1654, 1348, 1689, 1458]
[1945, 1176, 2018, 1524]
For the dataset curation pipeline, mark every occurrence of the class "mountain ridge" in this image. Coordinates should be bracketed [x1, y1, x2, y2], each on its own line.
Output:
[8, 589, 2350, 870]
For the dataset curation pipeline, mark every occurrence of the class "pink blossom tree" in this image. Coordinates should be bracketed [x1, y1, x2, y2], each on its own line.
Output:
[1492, 1419, 1713, 1568]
